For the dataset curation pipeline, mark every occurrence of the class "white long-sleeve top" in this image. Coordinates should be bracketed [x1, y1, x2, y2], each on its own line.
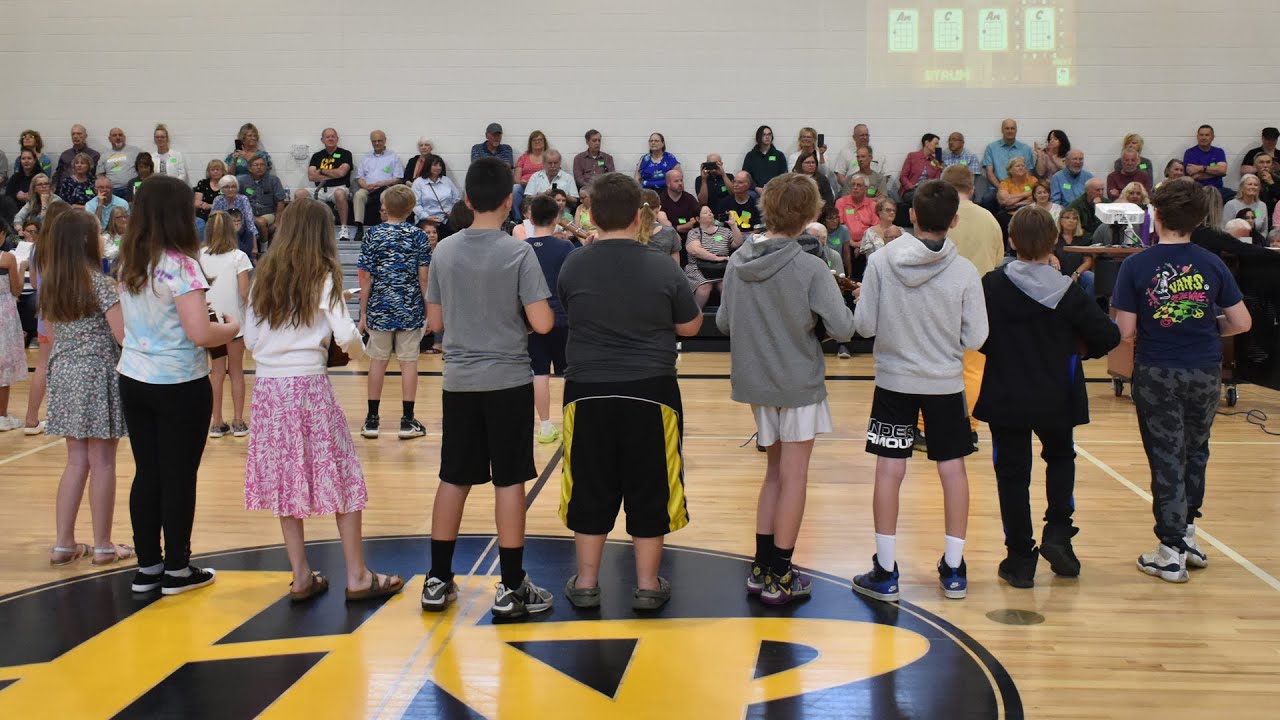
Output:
[243, 278, 362, 377]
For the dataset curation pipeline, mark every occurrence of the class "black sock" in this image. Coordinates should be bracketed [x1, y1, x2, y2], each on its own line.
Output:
[498, 546, 525, 591]
[368, 399, 380, 417]
[771, 545, 794, 578]
[429, 538, 456, 583]
[755, 533, 775, 567]
[403, 400, 415, 419]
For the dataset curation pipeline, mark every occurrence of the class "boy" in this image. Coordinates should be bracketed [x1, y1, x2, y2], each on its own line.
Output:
[1113, 178, 1251, 583]
[422, 157, 556, 618]
[851, 179, 988, 602]
[973, 206, 1120, 588]
[357, 184, 431, 440]
[717, 173, 855, 605]
[557, 173, 702, 612]
[525, 194, 575, 443]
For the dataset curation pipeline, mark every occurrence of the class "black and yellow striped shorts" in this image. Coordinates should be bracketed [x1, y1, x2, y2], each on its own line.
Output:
[558, 375, 689, 538]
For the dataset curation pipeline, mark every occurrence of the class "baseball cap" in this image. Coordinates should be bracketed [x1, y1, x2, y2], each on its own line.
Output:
[486, 123, 503, 135]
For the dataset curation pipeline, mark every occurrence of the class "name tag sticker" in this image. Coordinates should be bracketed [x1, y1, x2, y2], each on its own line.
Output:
[846, 208, 855, 214]
[959, 160, 968, 166]
[1139, 163, 1147, 170]
[867, 187, 877, 196]
[679, 218, 688, 224]
[85, 188, 94, 196]
[1063, 182, 1072, 190]
[169, 157, 177, 163]
[382, 165, 392, 173]
[720, 185, 727, 192]
[768, 155, 777, 161]
[1024, 185, 1031, 192]
[246, 188, 255, 195]
[597, 160, 605, 166]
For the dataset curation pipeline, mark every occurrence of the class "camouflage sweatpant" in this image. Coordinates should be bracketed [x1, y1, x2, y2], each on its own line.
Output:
[1132, 365, 1220, 548]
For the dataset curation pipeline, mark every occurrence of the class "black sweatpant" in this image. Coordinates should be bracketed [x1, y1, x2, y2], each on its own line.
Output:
[120, 375, 214, 571]
[990, 425, 1077, 555]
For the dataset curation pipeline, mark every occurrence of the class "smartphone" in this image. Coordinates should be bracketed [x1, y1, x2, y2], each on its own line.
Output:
[551, 182, 558, 191]
[235, 139, 243, 151]
[817, 133, 825, 148]
[702, 162, 718, 173]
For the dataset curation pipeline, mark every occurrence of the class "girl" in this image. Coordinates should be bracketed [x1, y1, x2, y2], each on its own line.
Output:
[40, 210, 132, 566]
[117, 176, 239, 596]
[0, 240, 25, 431]
[200, 212, 253, 438]
[244, 198, 403, 602]
[23, 202, 73, 435]
[102, 206, 128, 271]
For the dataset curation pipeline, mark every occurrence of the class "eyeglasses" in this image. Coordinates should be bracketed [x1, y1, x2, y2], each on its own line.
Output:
[34, 182, 50, 187]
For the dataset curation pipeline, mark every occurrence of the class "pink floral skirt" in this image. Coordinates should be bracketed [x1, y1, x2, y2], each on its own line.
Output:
[245, 375, 367, 518]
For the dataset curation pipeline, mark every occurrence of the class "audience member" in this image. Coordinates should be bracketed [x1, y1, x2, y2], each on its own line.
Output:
[1253, 153, 1280, 218]
[239, 156, 287, 241]
[997, 157, 1037, 222]
[96, 128, 141, 197]
[899, 134, 944, 204]
[53, 124, 100, 186]
[836, 175, 878, 248]
[1032, 181, 1061, 220]
[1182, 124, 1229, 196]
[14, 174, 65, 228]
[573, 129, 615, 190]
[411, 154, 460, 237]
[226, 122, 272, 176]
[1225, 218, 1253, 241]
[849, 146, 888, 199]
[198, 211, 252, 438]
[1033, 129, 1070, 179]
[515, 131, 548, 186]
[983, 119, 1035, 199]
[637, 133, 679, 190]
[354, 130, 404, 228]
[85, 176, 129, 230]
[151, 124, 187, 182]
[860, 197, 901, 257]
[1112, 133, 1154, 176]
[1054, 208, 1095, 296]
[1159, 159, 1185, 189]
[695, 154, 733, 210]
[525, 149, 578, 198]
[742, 125, 789, 192]
[795, 127, 838, 191]
[659, 168, 699, 239]
[1050, 150, 1092, 206]
[1224, 174, 1268, 235]
[122, 153, 156, 202]
[103, 206, 128, 267]
[713, 170, 760, 232]
[5, 149, 44, 221]
[296, 128, 354, 239]
[822, 206, 854, 278]
[1240, 127, 1279, 175]
[793, 152, 835, 209]
[685, 204, 744, 308]
[941, 132, 982, 176]
[1107, 149, 1153, 199]
[56, 153, 96, 208]
[1066, 177, 1106, 237]
[193, 159, 227, 223]
[15, 130, 53, 177]
[470, 123, 515, 167]
[403, 137, 436, 183]
[211, 176, 259, 259]
[834, 123, 881, 187]
[1092, 182, 1152, 247]
[522, 194, 574, 444]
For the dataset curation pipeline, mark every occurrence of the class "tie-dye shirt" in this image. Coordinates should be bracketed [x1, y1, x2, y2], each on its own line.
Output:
[117, 249, 210, 384]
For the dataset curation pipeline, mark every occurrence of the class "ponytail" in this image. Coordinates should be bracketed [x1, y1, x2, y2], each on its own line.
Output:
[637, 189, 662, 245]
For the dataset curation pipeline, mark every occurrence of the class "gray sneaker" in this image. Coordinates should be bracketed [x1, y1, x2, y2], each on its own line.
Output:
[209, 423, 230, 438]
[632, 576, 672, 611]
[420, 576, 459, 612]
[1184, 527, 1208, 569]
[492, 574, 553, 619]
[564, 575, 601, 609]
[231, 421, 249, 438]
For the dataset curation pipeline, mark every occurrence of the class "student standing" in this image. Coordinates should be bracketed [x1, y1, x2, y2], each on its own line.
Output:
[717, 173, 855, 604]
[974, 206, 1120, 588]
[524, 194, 575, 444]
[851, 180, 988, 602]
[0, 243, 25, 431]
[243, 199, 404, 602]
[117, 176, 239, 595]
[1112, 178, 1252, 583]
[421, 158, 556, 619]
[199, 211, 252, 438]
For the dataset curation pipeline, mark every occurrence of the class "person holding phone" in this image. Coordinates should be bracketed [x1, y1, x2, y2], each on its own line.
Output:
[695, 154, 733, 210]
[225, 123, 272, 177]
[524, 150, 578, 199]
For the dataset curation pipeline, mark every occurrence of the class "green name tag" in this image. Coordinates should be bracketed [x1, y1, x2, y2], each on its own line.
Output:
[597, 160, 605, 166]
[333, 152, 341, 158]
[383, 165, 392, 173]
[720, 185, 727, 193]
[959, 160, 968, 166]
[846, 208, 855, 215]
[1024, 185, 1031, 192]
[245, 188, 255, 195]
[1139, 163, 1148, 170]
[679, 218, 688, 224]
[169, 157, 177, 163]
[768, 155, 776, 161]
[867, 187, 877, 196]
[1063, 182, 1072, 190]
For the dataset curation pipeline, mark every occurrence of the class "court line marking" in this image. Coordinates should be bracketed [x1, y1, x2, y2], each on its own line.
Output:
[1075, 444, 1280, 594]
[0, 439, 62, 466]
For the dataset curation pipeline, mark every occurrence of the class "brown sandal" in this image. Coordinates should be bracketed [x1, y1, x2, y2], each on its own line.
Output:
[345, 570, 405, 602]
[289, 572, 329, 603]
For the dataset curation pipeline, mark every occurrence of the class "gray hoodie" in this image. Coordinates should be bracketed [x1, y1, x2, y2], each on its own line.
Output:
[852, 231, 987, 394]
[1005, 259, 1072, 308]
[716, 235, 856, 407]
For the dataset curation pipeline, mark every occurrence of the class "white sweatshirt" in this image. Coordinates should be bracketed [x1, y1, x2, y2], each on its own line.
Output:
[243, 278, 362, 378]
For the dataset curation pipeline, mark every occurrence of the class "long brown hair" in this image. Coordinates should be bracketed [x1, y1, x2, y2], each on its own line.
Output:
[204, 211, 238, 255]
[249, 199, 343, 329]
[636, 188, 660, 245]
[37, 211, 104, 323]
[30, 202, 73, 276]
[118, 176, 201, 294]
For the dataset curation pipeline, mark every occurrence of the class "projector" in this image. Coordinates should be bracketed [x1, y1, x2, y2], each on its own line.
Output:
[1096, 202, 1146, 225]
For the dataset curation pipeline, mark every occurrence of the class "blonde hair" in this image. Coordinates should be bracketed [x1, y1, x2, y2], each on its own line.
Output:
[636, 189, 660, 245]
[1058, 207, 1084, 238]
[381, 185, 415, 219]
[761, 173, 823, 236]
[1122, 133, 1144, 153]
[205, 159, 226, 179]
[237, 122, 260, 143]
[204, 211, 238, 254]
[1121, 181, 1150, 205]
[249, 199, 343, 329]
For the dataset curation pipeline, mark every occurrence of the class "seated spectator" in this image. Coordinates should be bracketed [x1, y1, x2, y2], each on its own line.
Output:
[52, 124, 99, 185]
[795, 127, 838, 191]
[225, 122, 272, 176]
[55, 152, 95, 208]
[13, 129, 52, 177]
[860, 197, 902, 257]
[1053, 208, 1095, 297]
[122, 153, 155, 202]
[695, 153, 733, 210]
[403, 137, 435, 183]
[296, 128, 354, 239]
[848, 145, 888, 199]
[637, 133, 679, 190]
[515, 130, 548, 186]
[1183, 124, 1230, 197]
[238, 156, 287, 241]
[411, 154, 461, 237]
[549, 188, 586, 243]
[470, 122, 514, 166]
[1226, 218, 1254, 241]
[1231, 210, 1266, 246]
[3, 150, 44, 223]
[1112, 133, 1154, 175]
[354, 129, 405, 228]
[683, 204, 743, 308]
[525, 149, 578, 199]
[1254, 153, 1280, 218]
[822, 205, 853, 277]
[1066, 178, 1106, 237]
[1033, 129, 1070, 178]
[1240, 127, 1279, 176]
[151, 123, 187, 182]
[102, 205, 128, 267]
[194, 159, 227, 223]
[1224, 174, 1268, 235]
[898, 134, 943, 204]
[1091, 182, 1151, 247]
[13, 174, 65, 227]
[96, 128, 140, 197]
[573, 129, 615, 191]
[658, 168, 699, 240]
[1033, 180, 1061, 220]
[801, 221, 845, 271]
[742, 125, 788, 192]
[833, 123, 882, 187]
[637, 189, 682, 264]
[941, 131, 982, 175]
[1270, 228, 1280, 249]
[835, 175, 877, 247]
[226, 209, 256, 259]
[573, 184, 597, 235]
[717, 171, 762, 231]
[997, 157, 1037, 214]
[1050, 149, 1092, 206]
[1158, 159, 1185, 189]
[85, 175, 129, 230]
[1107, 149, 1153, 199]
[793, 152, 835, 210]
[984, 118, 1035, 204]
[211, 176, 259, 259]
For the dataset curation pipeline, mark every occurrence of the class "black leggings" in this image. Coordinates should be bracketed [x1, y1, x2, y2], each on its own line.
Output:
[120, 375, 214, 571]
[989, 425, 1077, 555]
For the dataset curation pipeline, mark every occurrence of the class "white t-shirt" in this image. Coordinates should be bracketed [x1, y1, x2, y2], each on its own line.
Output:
[199, 248, 253, 328]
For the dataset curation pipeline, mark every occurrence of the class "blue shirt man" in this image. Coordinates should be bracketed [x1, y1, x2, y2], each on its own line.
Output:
[983, 119, 1036, 187]
[1050, 150, 1094, 206]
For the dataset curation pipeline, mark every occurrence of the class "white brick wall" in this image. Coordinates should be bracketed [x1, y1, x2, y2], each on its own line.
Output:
[2, 0, 1275, 190]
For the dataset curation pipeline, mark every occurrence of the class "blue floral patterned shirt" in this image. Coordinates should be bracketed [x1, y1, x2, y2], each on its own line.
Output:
[358, 221, 431, 331]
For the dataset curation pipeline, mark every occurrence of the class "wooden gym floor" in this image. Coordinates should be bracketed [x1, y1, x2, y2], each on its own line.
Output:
[1, 350, 1278, 719]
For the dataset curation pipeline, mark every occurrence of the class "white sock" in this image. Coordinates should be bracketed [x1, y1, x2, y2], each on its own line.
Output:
[540, 420, 554, 434]
[944, 535, 966, 569]
[140, 562, 164, 575]
[1185, 524, 1196, 539]
[875, 533, 896, 570]
[165, 566, 192, 577]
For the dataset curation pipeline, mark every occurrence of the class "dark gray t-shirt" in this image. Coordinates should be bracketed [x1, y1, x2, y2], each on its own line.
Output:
[425, 228, 550, 391]
[557, 238, 700, 383]
[649, 225, 680, 257]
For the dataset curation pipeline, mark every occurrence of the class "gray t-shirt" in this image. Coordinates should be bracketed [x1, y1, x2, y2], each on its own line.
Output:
[649, 225, 680, 257]
[557, 238, 700, 383]
[425, 228, 550, 392]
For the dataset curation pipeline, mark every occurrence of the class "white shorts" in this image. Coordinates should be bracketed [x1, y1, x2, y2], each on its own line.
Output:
[751, 400, 833, 446]
[310, 186, 348, 203]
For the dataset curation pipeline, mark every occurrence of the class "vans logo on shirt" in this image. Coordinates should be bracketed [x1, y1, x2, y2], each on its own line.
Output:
[1147, 262, 1209, 326]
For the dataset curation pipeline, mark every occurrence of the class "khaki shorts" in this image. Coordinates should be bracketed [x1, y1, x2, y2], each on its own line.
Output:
[311, 187, 348, 203]
[366, 328, 424, 361]
[256, 213, 276, 225]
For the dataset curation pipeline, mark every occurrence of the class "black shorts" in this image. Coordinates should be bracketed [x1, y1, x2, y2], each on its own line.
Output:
[528, 326, 568, 377]
[559, 376, 689, 538]
[440, 383, 536, 487]
[865, 386, 973, 462]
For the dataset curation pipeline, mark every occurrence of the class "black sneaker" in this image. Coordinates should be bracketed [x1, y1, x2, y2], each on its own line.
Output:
[361, 414, 379, 439]
[970, 431, 979, 452]
[421, 576, 459, 612]
[998, 549, 1039, 589]
[938, 555, 967, 599]
[913, 427, 927, 453]
[161, 566, 217, 596]
[1040, 525, 1081, 577]
[398, 416, 426, 440]
[492, 574, 553, 619]
[131, 570, 164, 593]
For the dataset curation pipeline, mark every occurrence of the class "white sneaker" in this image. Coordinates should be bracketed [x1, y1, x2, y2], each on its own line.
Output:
[1138, 543, 1189, 583]
[23, 420, 46, 436]
[1184, 525, 1208, 568]
[0, 416, 17, 431]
